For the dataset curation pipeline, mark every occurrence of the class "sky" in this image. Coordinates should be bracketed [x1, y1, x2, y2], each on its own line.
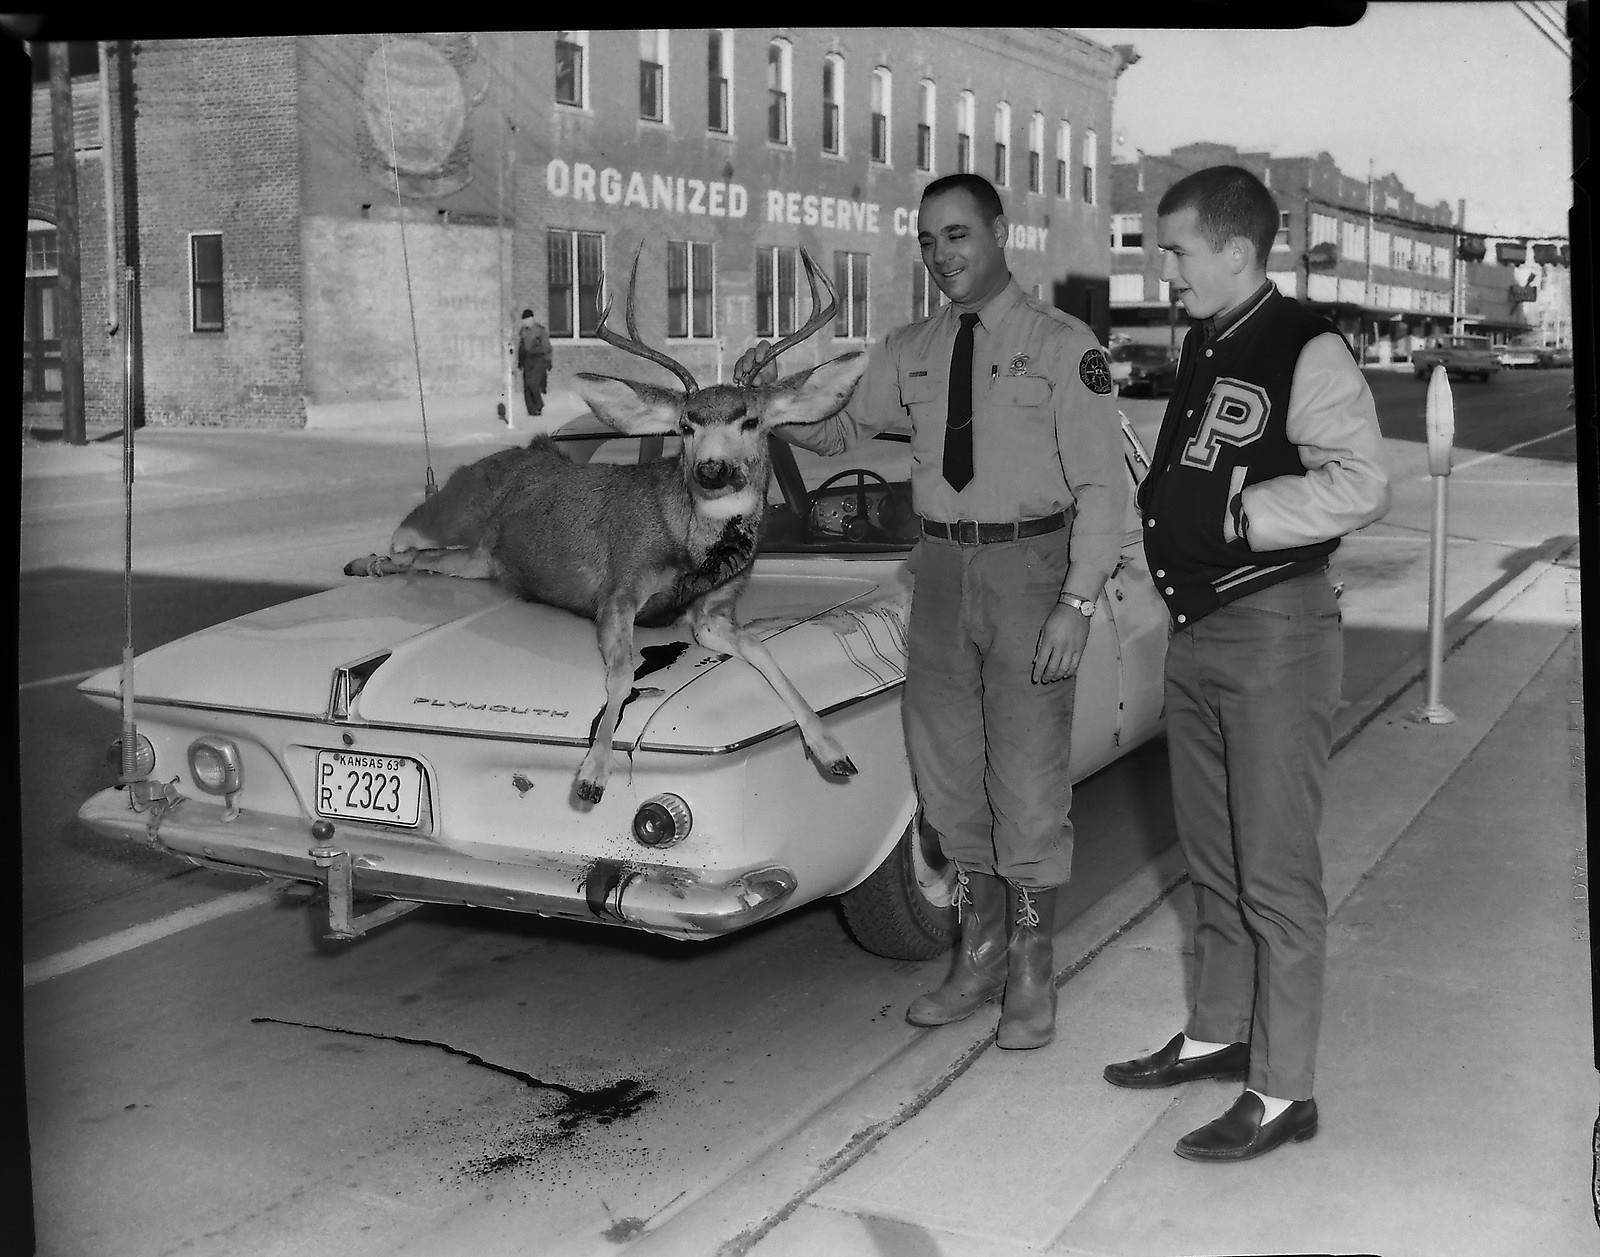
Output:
[1081, 2, 1575, 239]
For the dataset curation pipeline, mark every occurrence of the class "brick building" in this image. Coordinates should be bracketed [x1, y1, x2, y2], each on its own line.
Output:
[25, 29, 1132, 431]
[1108, 142, 1562, 361]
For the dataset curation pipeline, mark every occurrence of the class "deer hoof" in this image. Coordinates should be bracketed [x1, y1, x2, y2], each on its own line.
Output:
[827, 756, 859, 778]
[344, 554, 385, 577]
[575, 778, 606, 804]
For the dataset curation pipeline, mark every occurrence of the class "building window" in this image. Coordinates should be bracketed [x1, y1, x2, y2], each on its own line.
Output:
[548, 229, 604, 339]
[1056, 119, 1071, 199]
[1341, 218, 1366, 260]
[756, 245, 799, 338]
[1310, 212, 1337, 247]
[833, 251, 869, 339]
[26, 224, 58, 275]
[767, 39, 791, 145]
[667, 240, 714, 339]
[1275, 210, 1291, 251]
[1109, 273, 1145, 304]
[639, 29, 668, 123]
[916, 79, 935, 172]
[871, 66, 891, 165]
[1082, 128, 1097, 204]
[912, 262, 946, 320]
[993, 101, 1010, 187]
[822, 53, 844, 155]
[708, 29, 731, 133]
[956, 90, 974, 174]
[1027, 111, 1043, 193]
[555, 31, 587, 108]
[190, 232, 224, 333]
[1110, 213, 1143, 251]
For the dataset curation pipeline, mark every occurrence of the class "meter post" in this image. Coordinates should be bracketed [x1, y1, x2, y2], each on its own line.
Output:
[1409, 364, 1457, 724]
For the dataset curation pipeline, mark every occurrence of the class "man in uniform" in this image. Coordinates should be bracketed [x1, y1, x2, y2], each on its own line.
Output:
[516, 307, 552, 417]
[740, 172, 1126, 1049]
[1102, 165, 1390, 1160]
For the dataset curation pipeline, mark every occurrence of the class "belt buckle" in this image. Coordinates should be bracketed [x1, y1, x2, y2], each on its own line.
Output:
[955, 519, 979, 545]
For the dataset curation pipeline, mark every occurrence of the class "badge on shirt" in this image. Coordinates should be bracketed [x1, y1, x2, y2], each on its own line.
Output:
[1079, 348, 1112, 394]
[1008, 353, 1029, 375]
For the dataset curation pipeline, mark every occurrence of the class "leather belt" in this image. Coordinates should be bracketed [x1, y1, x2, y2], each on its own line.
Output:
[920, 511, 1069, 544]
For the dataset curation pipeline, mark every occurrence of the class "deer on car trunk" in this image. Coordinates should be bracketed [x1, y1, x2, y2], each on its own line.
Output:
[344, 249, 867, 804]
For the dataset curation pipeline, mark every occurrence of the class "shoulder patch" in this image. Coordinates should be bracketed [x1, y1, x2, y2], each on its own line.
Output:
[1079, 348, 1112, 395]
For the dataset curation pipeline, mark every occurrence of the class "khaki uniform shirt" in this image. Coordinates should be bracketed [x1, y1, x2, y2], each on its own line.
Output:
[791, 278, 1128, 591]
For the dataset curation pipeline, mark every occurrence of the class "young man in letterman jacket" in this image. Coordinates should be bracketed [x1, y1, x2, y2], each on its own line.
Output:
[1102, 166, 1390, 1162]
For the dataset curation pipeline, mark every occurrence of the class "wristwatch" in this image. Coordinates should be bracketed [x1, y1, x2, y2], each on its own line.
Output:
[1057, 592, 1096, 619]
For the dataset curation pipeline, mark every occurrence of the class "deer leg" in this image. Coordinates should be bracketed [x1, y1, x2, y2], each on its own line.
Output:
[687, 599, 857, 779]
[576, 596, 639, 804]
[345, 545, 497, 581]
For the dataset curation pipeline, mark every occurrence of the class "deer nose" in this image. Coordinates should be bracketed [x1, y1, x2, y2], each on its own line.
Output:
[694, 460, 739, 490]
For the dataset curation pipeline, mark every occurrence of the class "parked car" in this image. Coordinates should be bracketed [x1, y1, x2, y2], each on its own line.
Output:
[77, 417, 1170, 961]
[1411, 334, 1500, 382]
[1108, 342, 1181, 397]
[1494, 343, 1543, 370]
[1538, 345, 1574, 370]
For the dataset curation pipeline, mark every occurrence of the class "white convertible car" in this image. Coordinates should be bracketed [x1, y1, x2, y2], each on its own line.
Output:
[77, 417, 1167, 960]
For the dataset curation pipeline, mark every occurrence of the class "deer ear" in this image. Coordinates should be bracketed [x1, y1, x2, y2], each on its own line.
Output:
[761, 352, 869, 428]
[572, 373, 683, 435]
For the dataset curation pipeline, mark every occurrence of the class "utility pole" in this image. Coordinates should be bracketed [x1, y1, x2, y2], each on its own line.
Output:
[48, 41, 86, 445]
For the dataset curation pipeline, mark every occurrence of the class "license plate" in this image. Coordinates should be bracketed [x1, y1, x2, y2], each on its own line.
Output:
[315, 751, 423, 827]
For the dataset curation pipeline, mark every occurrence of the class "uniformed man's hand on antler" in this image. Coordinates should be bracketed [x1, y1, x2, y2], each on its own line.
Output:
[733, 340, 780, 387]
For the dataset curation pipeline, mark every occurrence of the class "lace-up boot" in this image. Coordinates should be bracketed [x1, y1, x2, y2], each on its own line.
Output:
[996, 883, 1059, 1050]
[905, 867, 1008, 1026]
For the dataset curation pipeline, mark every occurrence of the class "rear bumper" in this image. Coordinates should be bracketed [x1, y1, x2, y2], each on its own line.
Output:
[77, 788, 798, 941]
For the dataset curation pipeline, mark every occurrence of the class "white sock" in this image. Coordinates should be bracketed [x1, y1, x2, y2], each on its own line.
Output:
[1248, 1088, 1295, 1122]
[1177, 1034, 1233, 1060]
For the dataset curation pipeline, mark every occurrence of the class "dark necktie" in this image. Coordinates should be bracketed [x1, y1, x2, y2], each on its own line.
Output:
[943, 312, 981, 490]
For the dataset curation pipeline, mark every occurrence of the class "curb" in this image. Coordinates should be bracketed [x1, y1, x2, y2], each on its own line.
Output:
[608, 551, 1582, 1257]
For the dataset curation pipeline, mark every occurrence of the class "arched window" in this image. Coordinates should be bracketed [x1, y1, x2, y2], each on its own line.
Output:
[1028, 111, 1044, 194]
[956, 90, 974, 173]
[870, 66, 892, 165]
[822, 52, 845, 155]
[917, 79, 936, 172]
[767, 39, 792, 145]
[993, 101, 1011, 187]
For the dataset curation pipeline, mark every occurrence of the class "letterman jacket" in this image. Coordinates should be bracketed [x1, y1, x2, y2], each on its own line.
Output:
[1140, 284, 1390, 626]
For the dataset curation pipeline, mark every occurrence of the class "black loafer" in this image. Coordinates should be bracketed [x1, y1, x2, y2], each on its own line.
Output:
[1175, 1091, 1318, 1162]
[1103, 1032, 1249, 1089]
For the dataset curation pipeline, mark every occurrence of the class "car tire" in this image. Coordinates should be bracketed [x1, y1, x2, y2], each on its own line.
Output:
[837, 811, 958, 960]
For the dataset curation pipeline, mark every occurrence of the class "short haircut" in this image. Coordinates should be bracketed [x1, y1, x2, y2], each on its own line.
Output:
[521, 308, 534, 318]
[1157, 165, 1279, 264]
[921, 172, 1005, 224]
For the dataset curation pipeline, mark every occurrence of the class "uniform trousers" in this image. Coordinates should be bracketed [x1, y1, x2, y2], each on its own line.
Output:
[1166, 569, 1341, 1100]
[902, 527, 1076, 890]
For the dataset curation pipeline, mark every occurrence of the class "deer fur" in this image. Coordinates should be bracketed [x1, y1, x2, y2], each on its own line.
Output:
[344, 353, 868, 804]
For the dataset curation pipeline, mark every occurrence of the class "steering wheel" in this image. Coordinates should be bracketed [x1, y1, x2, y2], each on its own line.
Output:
[809, 469, 893, 542]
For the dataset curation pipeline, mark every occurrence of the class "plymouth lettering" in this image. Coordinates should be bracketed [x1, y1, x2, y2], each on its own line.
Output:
[410, 696, 569, 718]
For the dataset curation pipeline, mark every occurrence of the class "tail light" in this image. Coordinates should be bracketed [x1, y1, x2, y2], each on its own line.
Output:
[105, 733, 156, 781]
[188, 736, 244, 796]
[632, 793, 692, 848]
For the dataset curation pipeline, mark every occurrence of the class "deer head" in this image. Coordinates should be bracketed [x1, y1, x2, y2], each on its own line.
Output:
[571, 248, 866, 518]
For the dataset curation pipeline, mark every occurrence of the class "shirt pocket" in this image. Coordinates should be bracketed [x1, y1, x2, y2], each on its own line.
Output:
[898, 367, 946, 409]
[988, 374, 1051, 408]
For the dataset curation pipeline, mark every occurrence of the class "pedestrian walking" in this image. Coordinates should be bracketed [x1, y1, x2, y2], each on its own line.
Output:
[738, 172, 1126, 1049]
[516, 308, 551, 417]
[1102, 165, 1390, 1159]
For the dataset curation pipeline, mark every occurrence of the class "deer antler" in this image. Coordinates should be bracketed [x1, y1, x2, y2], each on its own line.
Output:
[735, 248, 839, 384]
[593, 244, 700, 395]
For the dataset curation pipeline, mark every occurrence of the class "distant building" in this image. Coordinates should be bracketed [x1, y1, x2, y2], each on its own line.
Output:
[1109, 142, 1567, 360]
[25, 30, 1127, 431]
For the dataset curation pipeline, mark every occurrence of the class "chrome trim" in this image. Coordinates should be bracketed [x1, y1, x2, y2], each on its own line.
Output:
[77, 790, 799, 939]
[77, 678, 905, 757]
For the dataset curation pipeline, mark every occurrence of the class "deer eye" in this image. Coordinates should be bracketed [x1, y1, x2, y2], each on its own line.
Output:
[740, 416, 760, 432]
[678, 421, 694, 437]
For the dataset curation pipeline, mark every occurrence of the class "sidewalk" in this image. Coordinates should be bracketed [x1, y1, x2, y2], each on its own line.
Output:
[624, 556, 1592, 1257]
